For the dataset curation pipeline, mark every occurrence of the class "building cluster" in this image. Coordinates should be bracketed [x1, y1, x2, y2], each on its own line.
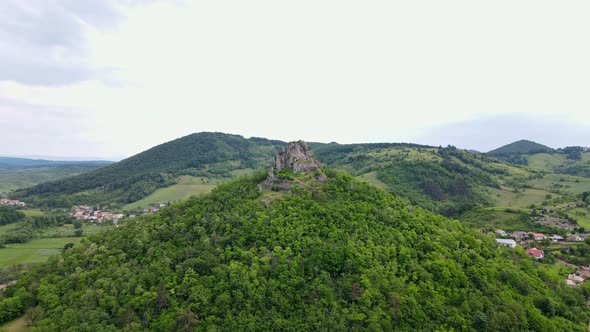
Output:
[0, 198, 26, 207]
[495, 229, 586, 244]
[143, 203, 167, 215]
[71, 206, 124, 223]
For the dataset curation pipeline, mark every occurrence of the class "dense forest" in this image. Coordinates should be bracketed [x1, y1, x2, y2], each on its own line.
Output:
[2, 170, 589, 330]
[0, 206, 25, 226]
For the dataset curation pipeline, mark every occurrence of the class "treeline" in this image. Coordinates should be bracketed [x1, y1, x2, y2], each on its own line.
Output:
[0, 214, 75, 245]
[1, 171, 589, 330]
[0, 206, 25, 226]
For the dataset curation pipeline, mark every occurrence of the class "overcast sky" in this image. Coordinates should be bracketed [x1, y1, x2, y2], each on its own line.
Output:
[1, 0, 589, 160]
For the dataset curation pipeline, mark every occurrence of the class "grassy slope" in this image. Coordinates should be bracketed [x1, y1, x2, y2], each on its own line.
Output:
[121, 176, 223, 211]
[0, 316, 27, 332]
[488, 186, 556, 208]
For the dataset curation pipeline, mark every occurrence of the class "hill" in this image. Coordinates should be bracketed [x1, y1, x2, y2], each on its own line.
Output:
[313, 144, 533, 216]
[13, 133, 285, 208]
[488, 140, 553, 156]
[0, 157, 112, 194]
[1, 144, 588, 330]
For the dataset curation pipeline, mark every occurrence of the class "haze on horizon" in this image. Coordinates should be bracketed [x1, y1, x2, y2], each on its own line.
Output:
[1, 1, 588, 160]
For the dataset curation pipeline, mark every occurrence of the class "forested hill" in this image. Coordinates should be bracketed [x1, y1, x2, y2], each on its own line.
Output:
[14, 134, 537, 217]
[2, 169, 589, 330]
[488, 140, 553, 156]
[13, 133, 285, 207]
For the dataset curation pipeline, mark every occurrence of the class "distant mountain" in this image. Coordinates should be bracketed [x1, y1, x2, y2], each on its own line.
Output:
[14, 132, 286, 207]
[0, 157, 112, 169]
[487, 140, 553, 156]
[0, 158, 113, 194]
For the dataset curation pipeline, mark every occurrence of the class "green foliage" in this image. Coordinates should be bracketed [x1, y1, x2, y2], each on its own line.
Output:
[315, 145, 497, 216]
[2, 171, 588, 330]
[488, 140, 554, 156]
[14, 133, 285, 207]
[0, 206, 25, 226]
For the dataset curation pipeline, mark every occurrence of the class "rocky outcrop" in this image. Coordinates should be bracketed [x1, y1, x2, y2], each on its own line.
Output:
[263, 141, 323, 190]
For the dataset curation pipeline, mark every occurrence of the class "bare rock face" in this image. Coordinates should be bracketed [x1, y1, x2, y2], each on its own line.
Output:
[264, 141, 323, 190]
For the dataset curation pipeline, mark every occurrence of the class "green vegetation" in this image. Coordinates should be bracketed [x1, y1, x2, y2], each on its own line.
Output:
[1, 170, 589, 330]
[0, 316, 27, 332]
[0, 165, 109, 194]
[314, 144, 505, 216]
[0, 207, 25, 226]
[488, 140, 553, 157]
[0, 237, 83, 268]
[122, 176, 222, 211]
[14, 133, 284, 208]
[459, 207, 561, 234]
[489, 186, 556, 208]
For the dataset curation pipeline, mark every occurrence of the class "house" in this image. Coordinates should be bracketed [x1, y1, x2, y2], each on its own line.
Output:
[548, 235, 564, 242]
[526, 247, 544, 259]
[495, 229, 507, 237]
[528, 232, 545, 241]
[566, 234, 583, 242]
[496, 238, 517, 249]
[0, 199, 26, 206]
[511, 231, 528, 240]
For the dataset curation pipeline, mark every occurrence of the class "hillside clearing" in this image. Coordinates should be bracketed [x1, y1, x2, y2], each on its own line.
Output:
[122, 176, 221, 211]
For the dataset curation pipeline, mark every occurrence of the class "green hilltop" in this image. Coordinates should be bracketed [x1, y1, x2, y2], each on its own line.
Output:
[1, 159, 589, 330]
[12, 133, 285, 208]
[488, 140, 553, 156]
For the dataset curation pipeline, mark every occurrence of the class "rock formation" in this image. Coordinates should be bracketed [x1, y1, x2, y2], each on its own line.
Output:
[263, 141, 324, 190]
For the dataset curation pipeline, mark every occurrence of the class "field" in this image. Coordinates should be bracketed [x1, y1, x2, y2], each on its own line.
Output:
[122, 176, 222, 211]
[562, 207, 590, 229]
[527, 153, 568, 172]
[488, 186, 554, 208]
[357, 172, 387, 189]
[0, 237, 83, 267]
[0, 222, 114, 268]
[530, 173, 590, 194]
[0, 316, 27, 332]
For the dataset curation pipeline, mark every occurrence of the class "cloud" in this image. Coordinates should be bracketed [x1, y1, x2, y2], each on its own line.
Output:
[0, 0, 126, 86]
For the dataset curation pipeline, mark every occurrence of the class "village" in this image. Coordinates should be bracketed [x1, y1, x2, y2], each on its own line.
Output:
[494, 229, 589, 287]
[0, 198, 26, 207]
[71, 205, 124, 224]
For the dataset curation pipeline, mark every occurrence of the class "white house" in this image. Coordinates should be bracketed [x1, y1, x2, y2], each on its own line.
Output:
[496, 238, 517, 249]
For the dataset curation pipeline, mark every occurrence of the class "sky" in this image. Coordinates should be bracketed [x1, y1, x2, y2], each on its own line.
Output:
[1, 0, 589, 160]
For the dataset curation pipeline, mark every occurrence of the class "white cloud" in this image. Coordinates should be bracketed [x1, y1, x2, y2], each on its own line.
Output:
[1, 0, 589, 158]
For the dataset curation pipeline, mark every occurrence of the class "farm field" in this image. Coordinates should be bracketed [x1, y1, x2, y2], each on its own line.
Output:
[0, 237, 82, 267]
[488, 186, 554, 208]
